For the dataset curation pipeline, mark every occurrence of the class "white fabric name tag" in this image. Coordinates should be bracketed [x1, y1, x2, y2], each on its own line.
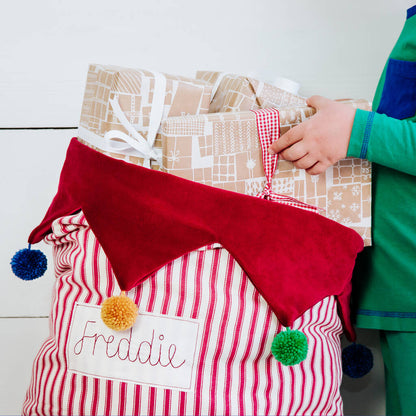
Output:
[67, 303, 201, 391]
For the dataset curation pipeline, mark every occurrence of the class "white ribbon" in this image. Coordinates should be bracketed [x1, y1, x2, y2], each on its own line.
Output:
[272, 76, 301, 95]
[79, 71, 167, 169]
[210, 72, 229, 102]
[103, 129, 161, 164]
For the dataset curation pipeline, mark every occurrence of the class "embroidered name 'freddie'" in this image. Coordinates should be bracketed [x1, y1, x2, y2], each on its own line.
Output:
[67, 303, 201, 391]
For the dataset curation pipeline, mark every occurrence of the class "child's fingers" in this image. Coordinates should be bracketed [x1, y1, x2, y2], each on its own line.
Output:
[292, 153, 318, 170]
[306, 161, 327, 175]
[268, 123, 305, 154]
[279, 141, 308, 162]
[306, 95, 332, 110]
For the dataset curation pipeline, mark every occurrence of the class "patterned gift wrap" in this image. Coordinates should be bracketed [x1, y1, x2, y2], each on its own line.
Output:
[78, 64, 212, 169]
[196, 70, 307, 113]
[23, 212, 345, 416]
[161, 103, 372, 246]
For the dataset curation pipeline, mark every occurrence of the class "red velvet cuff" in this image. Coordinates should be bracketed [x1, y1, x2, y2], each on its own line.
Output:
[29, 138, 363, 340]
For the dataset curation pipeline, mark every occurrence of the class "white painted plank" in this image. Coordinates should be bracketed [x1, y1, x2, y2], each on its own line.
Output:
[0, 317, 49, 416]
[1, 130, 74, 317]
[1, 0, 414, 127]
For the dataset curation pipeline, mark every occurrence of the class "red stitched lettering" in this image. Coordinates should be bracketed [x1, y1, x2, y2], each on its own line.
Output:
[73, 321, 186, 370]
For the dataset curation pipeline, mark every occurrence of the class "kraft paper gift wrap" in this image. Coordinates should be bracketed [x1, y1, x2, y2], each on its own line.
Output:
[160, 101, 372, 246]
[196, 70, 307, 113]
[78, 64, 212, 169]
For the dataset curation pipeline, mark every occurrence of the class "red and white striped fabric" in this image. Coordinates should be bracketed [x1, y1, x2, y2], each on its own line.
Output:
[252, 108, 320, 213]
[23, 212, 344, 415]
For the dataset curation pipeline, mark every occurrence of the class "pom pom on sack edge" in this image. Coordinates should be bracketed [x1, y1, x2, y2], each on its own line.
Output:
[271, 327, 309, 366]
[342, 343, 374, 378]
[101, 291, 139, 331]
[11, 244, 47, 281]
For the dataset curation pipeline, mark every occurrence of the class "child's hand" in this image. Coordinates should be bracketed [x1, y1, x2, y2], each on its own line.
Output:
[268, 96, 356, 175]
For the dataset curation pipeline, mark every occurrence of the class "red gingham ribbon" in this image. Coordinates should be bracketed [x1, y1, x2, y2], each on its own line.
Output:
[251, 108, 320, 214]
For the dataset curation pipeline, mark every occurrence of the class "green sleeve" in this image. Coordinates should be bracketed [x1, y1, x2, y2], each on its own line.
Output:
[347, 108, 416, 176]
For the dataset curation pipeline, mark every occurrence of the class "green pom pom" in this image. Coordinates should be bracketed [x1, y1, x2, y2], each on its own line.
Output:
[271, 328, 308, 366]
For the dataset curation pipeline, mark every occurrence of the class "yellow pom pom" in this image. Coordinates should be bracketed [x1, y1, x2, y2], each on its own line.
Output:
[101, 292, 138, 331]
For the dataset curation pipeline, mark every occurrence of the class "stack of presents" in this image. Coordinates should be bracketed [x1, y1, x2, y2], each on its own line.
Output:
[21, 65, 371, 415]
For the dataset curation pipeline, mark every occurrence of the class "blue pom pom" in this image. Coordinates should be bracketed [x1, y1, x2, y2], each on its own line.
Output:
[342, 343, 373, 378]
[11, 245, 47, 281]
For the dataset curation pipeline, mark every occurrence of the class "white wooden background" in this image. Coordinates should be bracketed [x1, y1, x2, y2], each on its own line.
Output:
[1, 0, 413, 414]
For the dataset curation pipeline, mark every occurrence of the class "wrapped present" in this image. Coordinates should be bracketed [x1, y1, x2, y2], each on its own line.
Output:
[196, 70, 306, 113]
[161, 101, 372, 245]
[78, 64, 212, 168]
